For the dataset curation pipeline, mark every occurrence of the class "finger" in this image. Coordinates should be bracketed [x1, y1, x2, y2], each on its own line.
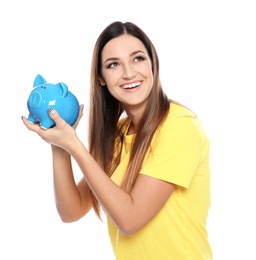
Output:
[47, 107, 67, 128]
[78, 104, 84, 120]
[73, 104, 84, 129]
[21, 116, 44, 133]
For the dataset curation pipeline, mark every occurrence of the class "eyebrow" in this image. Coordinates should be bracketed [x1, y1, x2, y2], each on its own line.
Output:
[103, 50, 146, 64]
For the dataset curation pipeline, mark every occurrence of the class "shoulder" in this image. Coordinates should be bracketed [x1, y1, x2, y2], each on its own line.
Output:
[159, 101, 197, 133]
[158, 101, 208, 143]
[168, 101, 197, 119]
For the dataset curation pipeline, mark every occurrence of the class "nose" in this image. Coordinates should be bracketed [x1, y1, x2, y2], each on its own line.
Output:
[122, 63, 135, 79]
[28, 91, 43, 108]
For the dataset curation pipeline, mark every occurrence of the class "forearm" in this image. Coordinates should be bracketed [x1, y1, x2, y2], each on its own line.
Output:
[67, 139, 135, 232]
[63, 135, 174, 236]
[51, 145, 92, 222]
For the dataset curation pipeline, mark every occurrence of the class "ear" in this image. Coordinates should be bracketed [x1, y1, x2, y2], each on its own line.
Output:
[98, 77, 106, 86]
[33, 74, 47, 87]
[57, 82, 68, 98]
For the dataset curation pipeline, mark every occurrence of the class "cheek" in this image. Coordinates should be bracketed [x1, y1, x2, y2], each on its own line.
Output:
[106, 85, 119, 100]
[103, 77, 117, 94]
[104, 79, 115, 92]
[102, 71, 120, 90]
[101, 70, 116, 85]
[146, 69, 154, 84]
[140, 62, 153, 78]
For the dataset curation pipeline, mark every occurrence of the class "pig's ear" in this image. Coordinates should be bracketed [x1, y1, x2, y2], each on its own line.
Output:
[58, 82, 68, 98]
[33, 74, 47, 88]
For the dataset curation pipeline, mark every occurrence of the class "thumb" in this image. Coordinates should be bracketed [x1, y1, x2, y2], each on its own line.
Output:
[48, 107, 66, 127]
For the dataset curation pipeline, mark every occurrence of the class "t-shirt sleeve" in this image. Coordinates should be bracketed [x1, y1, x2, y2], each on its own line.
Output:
[140, 115, 206, 188]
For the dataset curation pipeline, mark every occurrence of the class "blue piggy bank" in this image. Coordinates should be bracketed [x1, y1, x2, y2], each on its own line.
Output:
[27, 74, 79, 129]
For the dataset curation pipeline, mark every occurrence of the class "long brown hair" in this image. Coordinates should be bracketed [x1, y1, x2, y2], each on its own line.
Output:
[88, 21, 170, 217]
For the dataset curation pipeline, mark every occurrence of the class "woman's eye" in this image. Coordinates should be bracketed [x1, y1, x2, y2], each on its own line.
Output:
[107, 62, 118, 69]
[134, 56, 145, 62]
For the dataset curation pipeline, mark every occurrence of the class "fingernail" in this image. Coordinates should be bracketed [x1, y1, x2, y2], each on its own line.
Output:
[48, 107, 55, 115]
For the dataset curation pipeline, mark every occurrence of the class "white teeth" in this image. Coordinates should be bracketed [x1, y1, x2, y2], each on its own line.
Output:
[122, 82, 141, 89]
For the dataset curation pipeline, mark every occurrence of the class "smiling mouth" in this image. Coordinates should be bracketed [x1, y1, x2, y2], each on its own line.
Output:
[121, 81, 141, 89]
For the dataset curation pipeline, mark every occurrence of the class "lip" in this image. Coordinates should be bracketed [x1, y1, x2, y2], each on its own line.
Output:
[120, 81, 142, 92]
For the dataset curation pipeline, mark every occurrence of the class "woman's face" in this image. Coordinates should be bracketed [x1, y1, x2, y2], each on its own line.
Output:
[100, 34, 153, 113]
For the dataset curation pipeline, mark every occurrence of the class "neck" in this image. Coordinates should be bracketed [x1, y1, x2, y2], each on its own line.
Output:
[125, 110, 142, 135]
[122, 102, 148, 135]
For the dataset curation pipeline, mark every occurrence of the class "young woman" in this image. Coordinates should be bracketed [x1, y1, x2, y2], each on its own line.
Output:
[22, 21, 212, 259]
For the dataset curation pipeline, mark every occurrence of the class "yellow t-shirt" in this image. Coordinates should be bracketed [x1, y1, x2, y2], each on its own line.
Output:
[108, 102, 212, 260]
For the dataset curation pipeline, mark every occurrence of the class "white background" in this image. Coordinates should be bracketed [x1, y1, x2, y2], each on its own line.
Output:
[1, 0, 255, 259]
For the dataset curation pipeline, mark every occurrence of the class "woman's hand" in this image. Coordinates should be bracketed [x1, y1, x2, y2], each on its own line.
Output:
[71, 104, 84, 130]
[22, 104, 84, 150]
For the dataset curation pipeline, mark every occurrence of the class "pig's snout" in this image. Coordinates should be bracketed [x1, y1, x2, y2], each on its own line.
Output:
[28, 91, 43, 108]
